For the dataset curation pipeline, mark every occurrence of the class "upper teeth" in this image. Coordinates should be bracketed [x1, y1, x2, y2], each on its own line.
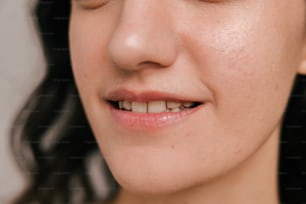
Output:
[118, 101, 196, 113]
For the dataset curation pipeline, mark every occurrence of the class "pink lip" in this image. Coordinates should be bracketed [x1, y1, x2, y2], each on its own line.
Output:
[105, 89, 202, 102]
[109, 105, 202, 131]
[104, 88, 204, 131]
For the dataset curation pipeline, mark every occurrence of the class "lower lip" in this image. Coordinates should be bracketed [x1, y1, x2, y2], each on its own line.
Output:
[109, 105, 202, 131]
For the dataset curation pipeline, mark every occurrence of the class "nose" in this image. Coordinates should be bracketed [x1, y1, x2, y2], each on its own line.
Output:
[108, 1, 177, 72]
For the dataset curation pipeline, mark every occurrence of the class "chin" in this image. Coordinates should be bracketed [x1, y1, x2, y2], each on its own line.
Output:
[114, 171, 197, 196]
[104, 151, 218, 196]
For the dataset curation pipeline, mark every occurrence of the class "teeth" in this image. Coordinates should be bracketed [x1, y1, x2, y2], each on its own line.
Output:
[182, 102, 193, 108]
[123, 101, 132, 110]
[166, 101, 181, 109]
[131, 102, 147, 113]
[170, 108, 181, 112]
[119, 101, 123, 109]
[148, 101, 167, 113]
[118, 101, 197, 113]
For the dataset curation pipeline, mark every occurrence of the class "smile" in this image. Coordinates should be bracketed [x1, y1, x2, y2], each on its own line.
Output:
[113, 100, 201, 113]
[104, 89, 204, 130]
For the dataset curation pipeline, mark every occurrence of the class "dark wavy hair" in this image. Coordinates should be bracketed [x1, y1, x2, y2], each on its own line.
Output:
[10, 0, 306, 203]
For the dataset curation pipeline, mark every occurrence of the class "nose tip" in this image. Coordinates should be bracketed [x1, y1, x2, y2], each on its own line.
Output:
[108, 31, 177, 70]
[107, 5, 177, 72]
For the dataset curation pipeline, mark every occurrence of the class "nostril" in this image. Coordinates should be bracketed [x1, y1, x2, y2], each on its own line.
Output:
[138, 61, 166, 69]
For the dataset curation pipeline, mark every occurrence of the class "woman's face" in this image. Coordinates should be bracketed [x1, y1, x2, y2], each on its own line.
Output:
[69, 0, 306, 195]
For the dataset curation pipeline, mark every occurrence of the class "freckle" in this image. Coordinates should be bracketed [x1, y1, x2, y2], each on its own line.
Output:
[171, 144, 175, 150]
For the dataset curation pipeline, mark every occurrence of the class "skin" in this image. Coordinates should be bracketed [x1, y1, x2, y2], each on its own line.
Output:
[69, 0, 306, 203]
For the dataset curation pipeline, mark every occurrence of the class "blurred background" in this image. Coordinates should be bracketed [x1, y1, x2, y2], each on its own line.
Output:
[0, 0, 45, 203]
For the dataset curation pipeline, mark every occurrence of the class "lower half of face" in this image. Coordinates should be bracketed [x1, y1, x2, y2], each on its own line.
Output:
[69, 0, 306, 195]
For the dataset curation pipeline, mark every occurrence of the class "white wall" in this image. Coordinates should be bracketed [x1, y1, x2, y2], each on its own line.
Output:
[0, 0, 45, 203]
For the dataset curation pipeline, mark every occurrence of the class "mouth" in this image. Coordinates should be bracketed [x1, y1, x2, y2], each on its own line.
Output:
[108, 100, 202, 113]
[104, 89, 205, 130]
[104, 88, 204, 113]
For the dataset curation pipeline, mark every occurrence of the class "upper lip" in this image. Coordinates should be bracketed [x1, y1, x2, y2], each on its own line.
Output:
[104, 88, 204, 103]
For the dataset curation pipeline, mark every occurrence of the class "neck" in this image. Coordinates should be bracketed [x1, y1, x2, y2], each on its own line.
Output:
[111, 127, 280, 204]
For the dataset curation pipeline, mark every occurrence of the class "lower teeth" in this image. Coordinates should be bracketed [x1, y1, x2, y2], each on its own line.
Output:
[120, 106, 189, 113]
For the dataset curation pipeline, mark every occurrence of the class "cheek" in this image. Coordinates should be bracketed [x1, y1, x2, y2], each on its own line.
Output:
[69, 11, 116, 87]
[69, 17, 112, 133]
[189, 6, 303, 130]
[177, 4, 305, 171]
